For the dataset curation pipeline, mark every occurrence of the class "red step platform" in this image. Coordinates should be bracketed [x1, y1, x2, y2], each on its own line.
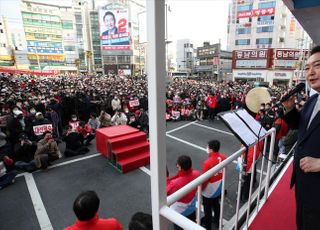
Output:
[96, 125, 150, 173]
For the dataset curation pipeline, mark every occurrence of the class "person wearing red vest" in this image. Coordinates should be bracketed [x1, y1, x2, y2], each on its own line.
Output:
[201, 140, 226, 230]
[167, 155, 200, 230]
[64, 190, 123, 230]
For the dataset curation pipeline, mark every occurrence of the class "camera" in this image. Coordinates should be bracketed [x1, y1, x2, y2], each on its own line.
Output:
[19, 133, 28, 141]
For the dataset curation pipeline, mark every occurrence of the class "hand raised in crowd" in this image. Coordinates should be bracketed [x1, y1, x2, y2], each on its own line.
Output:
[300, 156, 320, 173]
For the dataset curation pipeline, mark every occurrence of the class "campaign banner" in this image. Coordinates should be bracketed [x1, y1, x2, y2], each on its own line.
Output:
[172, 111, 181, 117]
[27, 47, 64, 54]
[33, 124, 53, 136]
[0, 67, 60, 76]
[129, 99, 140, 107]
[99, 7, 131, 50]
[237, 7, 275, 18]
[237, 10, 252, 18]
[252, 7, 275, 17]
[27, 41, 62, 48]
[275, 49, 308, 60]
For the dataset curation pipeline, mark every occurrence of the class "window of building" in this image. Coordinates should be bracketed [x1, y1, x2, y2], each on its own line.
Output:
[258, 1, 276, 9]
[117, 55, 131, 64]
[236, 27, 251, 34]
[103, 55, 116, 64]
[237, 4, 253, 11]
[258, 15, 274, 21]
[64, 45, 76, 51]
[256, 26, 273, 33]
[75, 15, 82, 23]
[235, 39, 250, 45]
[256, 38, 272, 45]
[0, 29, 3, 33]
[62, 20, 73, 29]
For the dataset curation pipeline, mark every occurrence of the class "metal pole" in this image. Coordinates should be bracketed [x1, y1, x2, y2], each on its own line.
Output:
[219, 168, 226, 230]
[217, 39, 221, 81]
[146, 0, 167, 229]
[246, 144, 257, 228]
[256, 137, 268, 213]
[235, 162, 243, 230]
[264, 128, 276, 200]
[196, 185, 202, 225]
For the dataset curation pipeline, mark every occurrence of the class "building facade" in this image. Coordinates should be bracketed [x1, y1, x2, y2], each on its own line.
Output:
[227, 0, 308, 51]
[21, 1, 66, 70]
[195, 42, 232, 80]
[0, 16, 14, 67]
[0, 0, 146, 74]
[232, 48, 308, 85]
[176, 39, 195, 73]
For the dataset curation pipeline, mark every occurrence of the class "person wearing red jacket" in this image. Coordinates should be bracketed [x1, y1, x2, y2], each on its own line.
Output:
[167, 155, 200, 230]
[64, 190, 123, 230]
[206, 92, 218, 121]
[238, 141, 264, 201]
[76, 121, 94, 146]
[201, 140, 226, 230]
[273, 109, 289, 156]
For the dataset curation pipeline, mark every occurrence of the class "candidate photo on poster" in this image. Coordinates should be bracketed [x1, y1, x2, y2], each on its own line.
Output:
[101, 11, 118, 36]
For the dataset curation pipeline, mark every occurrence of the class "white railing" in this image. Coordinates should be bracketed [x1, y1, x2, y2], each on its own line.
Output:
[160, 128, 277, 230]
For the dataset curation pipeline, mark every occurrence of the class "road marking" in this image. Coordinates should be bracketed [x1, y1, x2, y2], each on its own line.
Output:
[24, 173, 53, 230]
[48, 153, 100, 169]
[166, 133, 207, 152]
[139, 166, 151, 176]
[166, 121, 197, 134]
[192, 122, 234, 136]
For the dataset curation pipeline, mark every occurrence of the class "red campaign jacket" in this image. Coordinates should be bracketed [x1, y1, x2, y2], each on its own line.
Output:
[274, 118, 289, 140]
[64, 214, 123, 230]
[202, 152, 226, 190]
[243, 141, 264, 173]
[76, 124, 91, 138]
[167, 168, 200, 203]
[206, 95, 218, 109]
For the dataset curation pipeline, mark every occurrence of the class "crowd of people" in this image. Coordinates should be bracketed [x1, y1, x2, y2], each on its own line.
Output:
[0, 71, 303, 229]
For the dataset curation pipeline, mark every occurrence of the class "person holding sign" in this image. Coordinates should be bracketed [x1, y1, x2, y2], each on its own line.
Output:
[101, 11, 118, 36]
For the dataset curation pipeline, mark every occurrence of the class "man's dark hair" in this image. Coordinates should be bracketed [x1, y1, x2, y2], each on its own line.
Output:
[310, 45, 320, 56]
[208, 140, 220, 152]
[103, 11, 116, 22]
[73, 190, 100, 221]
[128, 212, 153, 230]
[177, 155, 192, 171]
[43, 131, 52, 136]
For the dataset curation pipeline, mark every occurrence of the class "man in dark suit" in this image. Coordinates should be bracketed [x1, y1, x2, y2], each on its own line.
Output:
[283, 45, 320, 230]
[101, 11, 118, 36]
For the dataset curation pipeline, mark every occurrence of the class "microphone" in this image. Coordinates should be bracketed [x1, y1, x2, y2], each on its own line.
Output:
[277, 83, 305, 105]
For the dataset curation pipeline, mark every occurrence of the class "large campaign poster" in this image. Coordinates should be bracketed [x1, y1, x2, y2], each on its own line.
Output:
[99, 7, 131, 50]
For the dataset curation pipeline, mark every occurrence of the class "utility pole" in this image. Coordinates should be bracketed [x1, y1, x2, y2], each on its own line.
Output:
[217, 39, 221, 81]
